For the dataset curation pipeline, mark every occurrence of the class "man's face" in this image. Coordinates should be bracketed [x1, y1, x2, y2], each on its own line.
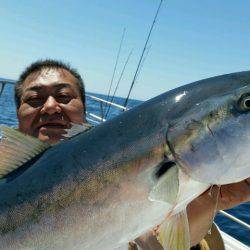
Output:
[17, 68, 85, 144]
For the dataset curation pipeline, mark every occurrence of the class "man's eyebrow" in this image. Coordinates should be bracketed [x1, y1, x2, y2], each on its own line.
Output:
[25, 83, 74, 92]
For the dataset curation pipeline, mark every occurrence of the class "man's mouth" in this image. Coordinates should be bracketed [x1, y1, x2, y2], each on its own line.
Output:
[37, 122, 69, 130]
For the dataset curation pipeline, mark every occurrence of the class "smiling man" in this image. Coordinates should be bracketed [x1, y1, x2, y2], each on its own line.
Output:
[15, 60, 85, 144]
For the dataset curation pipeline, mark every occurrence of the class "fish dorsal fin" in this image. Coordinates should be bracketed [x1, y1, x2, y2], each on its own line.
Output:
[0, 126, 50, 178]
[64, 122, 93, 138]
[149, 164, 179, 205]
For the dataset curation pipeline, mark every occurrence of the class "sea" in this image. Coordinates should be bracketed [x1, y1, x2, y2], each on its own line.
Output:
[0, 79, 249, 246]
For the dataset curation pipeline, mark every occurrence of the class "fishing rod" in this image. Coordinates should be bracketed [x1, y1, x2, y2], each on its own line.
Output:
[104, 48, 134, 119]
[105, 45, 150, 118]
[123, 0, 164, 108]
[104, 28, 126, 114]
[134, 44, 151, 86]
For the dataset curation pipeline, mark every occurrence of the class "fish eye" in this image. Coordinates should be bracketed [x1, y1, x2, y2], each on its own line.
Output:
[237, 93, 250, 112]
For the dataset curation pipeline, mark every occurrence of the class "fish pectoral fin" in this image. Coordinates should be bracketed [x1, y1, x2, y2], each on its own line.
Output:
[0, 126, 50, 178]
[64, 122, 93, 138]
[149, 164, 179, 204]
[157, 209, 190, 250]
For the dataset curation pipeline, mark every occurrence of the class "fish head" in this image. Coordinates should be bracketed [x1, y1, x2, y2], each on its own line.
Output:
[166, 72, 250, 185]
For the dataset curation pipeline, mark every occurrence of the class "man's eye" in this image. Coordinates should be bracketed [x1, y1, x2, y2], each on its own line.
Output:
[56, 95, 73, 104]
[26, 97, 45, 107]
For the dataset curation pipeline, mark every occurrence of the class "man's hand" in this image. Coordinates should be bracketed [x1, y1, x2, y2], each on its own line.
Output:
[187, 177, 250, 246]
[215, 177, 250, 211]
[132, 177, 250, 249]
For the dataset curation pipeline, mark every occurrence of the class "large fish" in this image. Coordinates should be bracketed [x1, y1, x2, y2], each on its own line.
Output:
[0, 71, 249, 249]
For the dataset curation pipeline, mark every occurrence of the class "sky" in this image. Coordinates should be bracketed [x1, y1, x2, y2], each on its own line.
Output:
[0, 0, 250, 100]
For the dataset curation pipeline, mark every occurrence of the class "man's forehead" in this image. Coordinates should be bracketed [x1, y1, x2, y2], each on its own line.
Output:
[23, 68, 77, 89]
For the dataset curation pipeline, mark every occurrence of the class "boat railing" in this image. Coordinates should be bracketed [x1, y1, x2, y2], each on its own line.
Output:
[85, 94, 128, 124]
[0, 78, 250, 236]
[86, 94, 128, 112]
[219, 210, 250, 230]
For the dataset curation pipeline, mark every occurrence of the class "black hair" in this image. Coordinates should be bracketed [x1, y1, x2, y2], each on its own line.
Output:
[15, 59, 86, 112]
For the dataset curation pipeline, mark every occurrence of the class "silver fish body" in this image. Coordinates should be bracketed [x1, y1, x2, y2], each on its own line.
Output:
[0, 71, 249, 249]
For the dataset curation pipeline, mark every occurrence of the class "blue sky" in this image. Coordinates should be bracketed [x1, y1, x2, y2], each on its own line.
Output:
[0, 1, 250, 100]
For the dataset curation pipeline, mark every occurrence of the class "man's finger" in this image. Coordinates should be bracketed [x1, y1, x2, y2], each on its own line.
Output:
[245, 178, 250, 185]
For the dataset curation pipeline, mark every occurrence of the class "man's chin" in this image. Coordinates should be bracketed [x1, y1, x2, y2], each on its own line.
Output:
[38, 135, 64, 145]
[38, 128, 66, 145]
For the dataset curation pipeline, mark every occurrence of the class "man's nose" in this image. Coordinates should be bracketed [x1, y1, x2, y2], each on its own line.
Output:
[40, 96, 62, 115]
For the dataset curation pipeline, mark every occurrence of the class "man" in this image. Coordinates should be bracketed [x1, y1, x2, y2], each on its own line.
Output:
[15, 59, 86, 144]
[15, 59, 250, 249]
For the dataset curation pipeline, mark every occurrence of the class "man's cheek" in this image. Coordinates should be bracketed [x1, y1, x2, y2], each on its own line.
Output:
[60, 102, 84, 123]
[18, 113, 35, 134]
[68, 111, 85, 124]
[18, 106, 37, 123]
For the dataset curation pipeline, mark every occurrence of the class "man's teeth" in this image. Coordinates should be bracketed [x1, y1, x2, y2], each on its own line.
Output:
[43, 124, 65, 128]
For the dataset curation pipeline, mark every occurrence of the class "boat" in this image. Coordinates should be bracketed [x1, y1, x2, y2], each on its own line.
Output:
[0, 78, 249, 249]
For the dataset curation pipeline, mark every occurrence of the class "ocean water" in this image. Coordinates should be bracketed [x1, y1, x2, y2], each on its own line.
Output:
[0, 80, 249, 246]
